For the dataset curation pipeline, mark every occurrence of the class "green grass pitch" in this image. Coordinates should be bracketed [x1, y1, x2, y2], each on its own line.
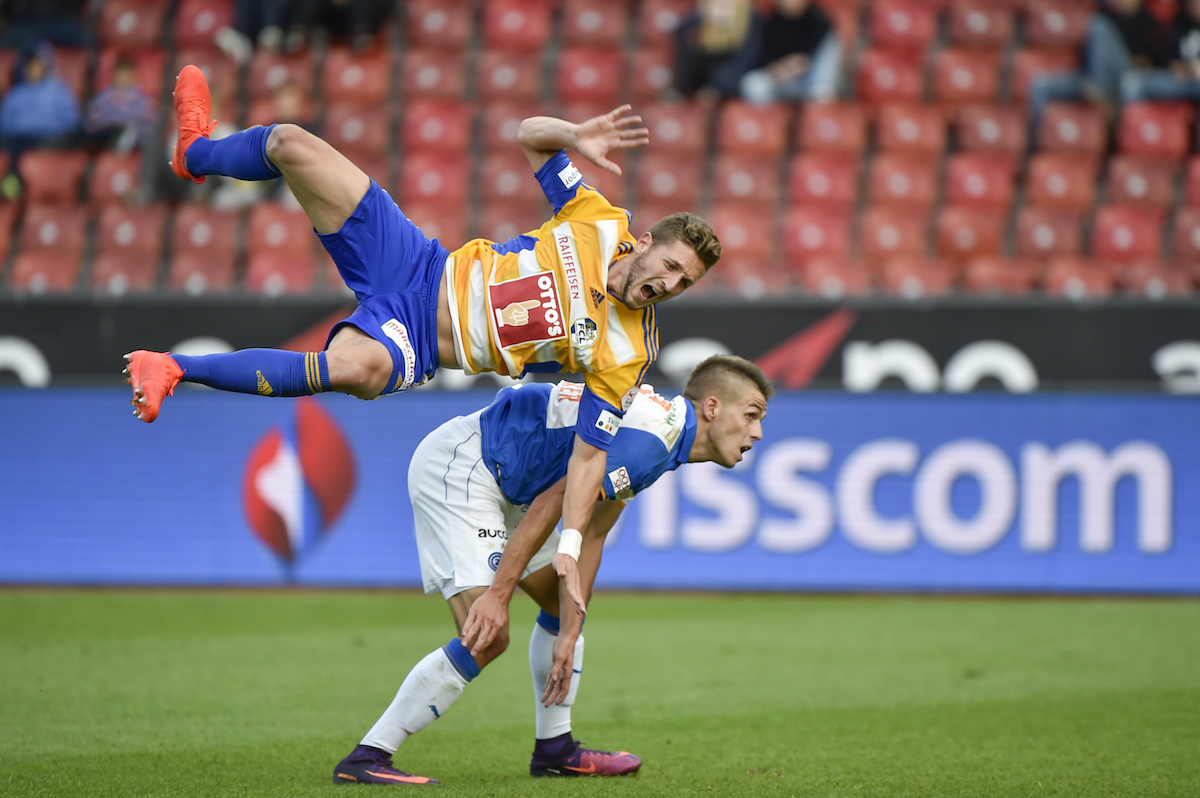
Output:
[1, 590, 1198, 797]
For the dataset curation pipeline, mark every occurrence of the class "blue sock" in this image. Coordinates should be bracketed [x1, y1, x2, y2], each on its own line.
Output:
[184, 124, 282, 180]
[442, 638, 481, 682]
[171, 350, 331, 397]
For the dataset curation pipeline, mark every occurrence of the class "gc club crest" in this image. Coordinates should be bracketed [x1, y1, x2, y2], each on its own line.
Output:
[570, 317, 598, 349]
[242, 397, 356, 571]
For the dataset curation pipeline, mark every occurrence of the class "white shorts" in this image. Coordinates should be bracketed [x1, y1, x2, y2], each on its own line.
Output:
[409, 409, 559, 600]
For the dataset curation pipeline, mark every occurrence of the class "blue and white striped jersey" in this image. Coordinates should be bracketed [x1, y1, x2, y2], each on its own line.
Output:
[479, 380, 696, 506]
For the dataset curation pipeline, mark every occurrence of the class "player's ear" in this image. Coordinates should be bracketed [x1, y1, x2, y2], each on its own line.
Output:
[702, 395, 720, 422]
[634, 231, 653, 252]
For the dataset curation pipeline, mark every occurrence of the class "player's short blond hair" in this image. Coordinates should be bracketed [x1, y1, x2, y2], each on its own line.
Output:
[648, 212, 722, 270]
[684, 355, 774, 405]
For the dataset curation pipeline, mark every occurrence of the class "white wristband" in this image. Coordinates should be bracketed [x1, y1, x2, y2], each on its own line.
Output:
[556, 528, 583, 562]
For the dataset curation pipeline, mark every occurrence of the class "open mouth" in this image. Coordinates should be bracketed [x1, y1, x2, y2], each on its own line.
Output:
[740, 445, 751, 454]
[639, 284, 658, 303]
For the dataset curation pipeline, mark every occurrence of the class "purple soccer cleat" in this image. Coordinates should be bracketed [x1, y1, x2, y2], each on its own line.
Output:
[529, 733, 641, 777]
[332, 745, 439, 786]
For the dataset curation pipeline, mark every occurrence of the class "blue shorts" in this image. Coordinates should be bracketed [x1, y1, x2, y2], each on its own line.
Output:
[319, 180, 450, 395]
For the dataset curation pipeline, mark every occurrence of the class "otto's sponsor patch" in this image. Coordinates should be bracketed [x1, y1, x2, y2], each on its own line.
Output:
[621, 385, 640, 411]
[595, 409, 622, 436]
[380, 318, 417, 390]
[608, 466, 632, 497]
[489, 272, 568, 349]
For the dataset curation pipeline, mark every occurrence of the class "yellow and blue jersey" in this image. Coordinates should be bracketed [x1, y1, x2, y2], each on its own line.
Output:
[444, 150, 657, 450]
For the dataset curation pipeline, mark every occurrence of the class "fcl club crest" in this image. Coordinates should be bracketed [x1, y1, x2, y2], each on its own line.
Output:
[242, 397, 356, 572]
[570, 317, 598, 349]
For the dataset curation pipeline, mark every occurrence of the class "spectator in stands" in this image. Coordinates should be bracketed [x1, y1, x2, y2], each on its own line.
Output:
[1120, 0, 1200, 101]
[1028, 0, 1176, 137]
[85, 56, 155, 151]
[216, 0, 318, 64]
[314, 0, 393, 52]
[0, 43, 80, 195]
[0, 0, 90, 49]
[730, 0, 842, 104]
[672, 0, 755, 101]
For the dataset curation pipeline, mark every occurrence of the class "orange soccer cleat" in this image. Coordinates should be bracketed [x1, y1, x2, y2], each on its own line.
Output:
[123, 351, 184, 423]
[170, 65, 218, 184]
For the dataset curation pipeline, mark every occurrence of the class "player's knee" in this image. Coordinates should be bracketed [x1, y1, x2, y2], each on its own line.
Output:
[264, 123, 312, 168]
[487, 630, 510, 660]
[327, 347, 391, 399]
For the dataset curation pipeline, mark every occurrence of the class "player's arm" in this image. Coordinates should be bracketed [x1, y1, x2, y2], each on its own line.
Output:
[517, 105, 649, 176]
[552, 435, 608, 614]
[460, 477, 567, 658]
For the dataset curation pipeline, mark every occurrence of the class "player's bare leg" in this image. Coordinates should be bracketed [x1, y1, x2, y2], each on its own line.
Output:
[325, 326, 394, 400]
[262, 123, 370, 235]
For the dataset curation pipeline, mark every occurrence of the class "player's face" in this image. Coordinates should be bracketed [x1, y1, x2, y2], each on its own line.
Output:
[619, 238, 706, 309]
[708, 389, 767, 467]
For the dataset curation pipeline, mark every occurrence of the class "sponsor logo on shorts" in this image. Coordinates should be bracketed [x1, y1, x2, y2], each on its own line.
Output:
[489, 272, 568, 349]
[558, 162, 583, 189]
[596, 409, 621, 436]
[570, 317, 598, 349]
[488, 551, 503, 571]
[608, 466, 631, 496]
[621, 386, 639, 412]
[380, 318, 417, 391]
[478, 528, 508, 539]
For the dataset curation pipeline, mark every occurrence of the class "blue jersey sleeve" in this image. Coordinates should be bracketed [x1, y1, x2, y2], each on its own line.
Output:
[600, 429, 676, 502]
[533, 150, 586, 214]
[573, 384, 622, 451]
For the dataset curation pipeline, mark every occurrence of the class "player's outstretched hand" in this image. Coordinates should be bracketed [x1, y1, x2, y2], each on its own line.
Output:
[574, 105, 649, 176]
[461, 588, 510, 659]
[552, 553, 587, 617]
[541, 632, 578, 706]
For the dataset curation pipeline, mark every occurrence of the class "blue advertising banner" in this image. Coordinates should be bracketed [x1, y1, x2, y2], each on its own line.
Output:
[1, 388, 1197, 593]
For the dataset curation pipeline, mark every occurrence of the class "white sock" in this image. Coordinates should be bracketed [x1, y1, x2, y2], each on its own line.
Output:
[529, 616, 585, 739]
[359, 644, 472, 753]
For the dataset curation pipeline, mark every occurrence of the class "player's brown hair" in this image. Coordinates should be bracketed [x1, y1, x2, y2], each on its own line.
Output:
[648, 212, 722, 270]
[684, 355, 775, 405]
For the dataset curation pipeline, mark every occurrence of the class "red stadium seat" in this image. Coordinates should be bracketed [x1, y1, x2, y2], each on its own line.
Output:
[1015, 205, 1084, 258]
[400, 49, 467, 98]
[92, 251, 159, 294]
[95, 204, 166, 257]
[579, 166, 627, 207]
[480, 152, 546, 205]
[1042, 256, 1117, 299]
[954, 104, 1027, 155]
[1184, 156, 1200, 205]
[324, 105, 391, 161]
[247, 203, 314, 259]
[706, 203, 775, 262]
[856, 49, 924, 105]
[796, 256, 873, 298]
[797, 102, 868, 154]
[561, 0, 628, 46]
[0, 202, 14, 258]
[715, 259, 794, 300]
[171, 205, 239, 260]
[631, 48, 676, 103]
[1024, 153, 1098, 211]
[475, 202, 548, 243]
[947, 1, 1014, 48]
[867, 153, 938, 208]
[97, 0, 166, 49]
[20, 150, 88, 204]
[245, 254, 317, 295]
[1118, 102, 1194, 161]
[555, 48, 624, 106]
[781, 206, 853, 261]
[323, 47, 391, 107]
[95, 47, 166, 99]
[0, 48, 16, 96]
[1091, 204, 1166, 261]
[875, 103, 945, 155]
[636, 0, 691, 47]
[482, 0, 553, 51]
[1010, 47, 1080, 102]
[822, 1, 862, 44]
[173, 0, 233, 50]
[1172, 205, 1200, 261]
[636, 154, 702, 207]
[399, 152, 471, 208]
[88, 151, 141, 206]
[860, 205, 929, 263]
[1023, 0, 1092, 49]
[10, 250, 83, 293]
[1119, 260, 1194, 298]
[962, 256, 1039, 296]
[943, 153, 1016, 209]
[476, 50, 544, 102]
[19, 204, 88, 254]
[406, 0, 474, 50]
[869, 0, 938, 51]
[168, 250, 237, 294]
[715, 101, 790, 158]
[1105, 156, 1175, 207]
[355, 157, 392, 189]
[936, 204, 1006, 262]
[401, 100, 474, 155]
[641, 102, 709, 156]
[711, 155, 781, 207]
[879, 256, 954, 298]
[788, 153, 860, 208]
[932, 49, 1002, 106]
[479, 101, 546, 152]
[399, 202, 468, 249]
[1038, 102, 1109, 155]
[248, 50, 316, 102]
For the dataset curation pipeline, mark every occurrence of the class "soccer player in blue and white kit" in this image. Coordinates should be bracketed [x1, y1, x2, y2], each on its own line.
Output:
[332, 355, 772, 785]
